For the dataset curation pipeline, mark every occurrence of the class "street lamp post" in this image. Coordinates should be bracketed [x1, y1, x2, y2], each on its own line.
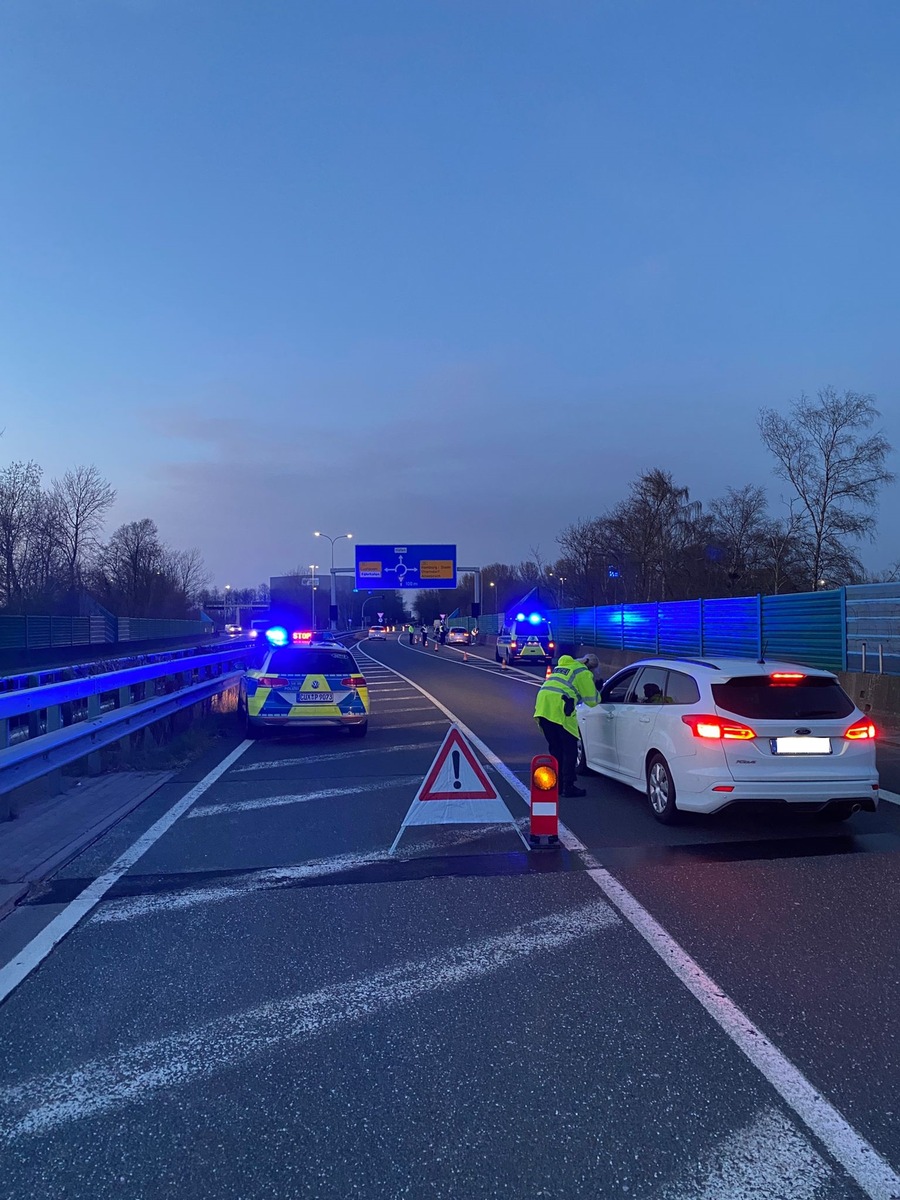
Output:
[488, 580, 496, 615]
[314, 531, 353, 629]
[361, 593, 383, 626]
[224, 584, 231, 627]
[309, 565, 319, 629]
[547, 572, 566, 608]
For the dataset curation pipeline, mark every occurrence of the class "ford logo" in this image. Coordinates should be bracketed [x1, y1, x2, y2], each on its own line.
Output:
[795, 727, 811, 735]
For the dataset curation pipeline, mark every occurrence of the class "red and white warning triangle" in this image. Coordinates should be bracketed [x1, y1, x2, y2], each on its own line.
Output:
[389, 725, 526, 852]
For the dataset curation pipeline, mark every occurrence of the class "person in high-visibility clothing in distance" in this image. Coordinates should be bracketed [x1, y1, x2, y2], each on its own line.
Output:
[533, 653, 600, 797]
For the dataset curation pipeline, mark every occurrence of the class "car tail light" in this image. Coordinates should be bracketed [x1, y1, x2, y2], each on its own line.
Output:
[258, 676, 289, 688]
[682, 714, 757, 740]
[510, 641, 517, 648]
[770, 672, 805, 684]
[845, 720, 876, 740]
[548, 641, 555, 649]
[341, 675, 367, 689]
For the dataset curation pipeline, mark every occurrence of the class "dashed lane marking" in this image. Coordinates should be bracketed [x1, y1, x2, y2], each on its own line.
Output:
[188, 777, 415, 819]
[231, 743, 438, 772]
[356, 645, 900, 1200]
[90, 823, 530, 925]
[0, 903, 619, 1140]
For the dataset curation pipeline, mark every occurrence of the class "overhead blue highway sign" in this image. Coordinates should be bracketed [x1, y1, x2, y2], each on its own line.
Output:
[355, 544, 457, 590]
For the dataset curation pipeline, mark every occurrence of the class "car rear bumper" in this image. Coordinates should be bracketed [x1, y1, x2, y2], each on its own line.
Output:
[248, 712, 367, 729]
[676, 777, 880, 814]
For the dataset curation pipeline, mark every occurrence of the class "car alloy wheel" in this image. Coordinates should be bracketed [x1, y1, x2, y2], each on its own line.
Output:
[647, 754, 678, 823]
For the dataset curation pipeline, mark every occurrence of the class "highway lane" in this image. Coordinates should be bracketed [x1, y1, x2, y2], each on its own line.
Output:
[362, 634, 900, 1190]
[0, 636, 895, 1197]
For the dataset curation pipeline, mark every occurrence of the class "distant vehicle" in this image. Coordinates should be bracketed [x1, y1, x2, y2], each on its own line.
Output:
[240, 643, 369, 738]
[310, 629, 342, 645]
[447, 625, 472, 645]
[576, 657, 879, 824]
[224, 623, 242, 637]
[248, 618, 271, 640]
[368, 625, 386, 641]
[495, 613, 554, 666]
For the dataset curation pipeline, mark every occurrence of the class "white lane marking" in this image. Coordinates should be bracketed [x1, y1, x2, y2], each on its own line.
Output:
[879, 789, 900, 806]
[0, 741, 253, 1007]
[394, 633, 543, 687]
[231, 743, 437, 773]
[372, 705, 436, 713]
[662, 1107, 831, 1200]
[92, 822, 530, 925]
[0, 902, 619, 1139]
[355, 646, 900, 1200]
[189, 777, 414, 818]
[391, 720, 450, 730]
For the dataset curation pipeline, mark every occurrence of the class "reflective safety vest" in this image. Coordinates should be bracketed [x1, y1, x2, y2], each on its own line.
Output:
[533, 655, 598, 736]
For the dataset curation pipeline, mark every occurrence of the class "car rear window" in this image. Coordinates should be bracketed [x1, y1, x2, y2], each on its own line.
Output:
[514, 621, 551, 637]
[267, 649, 355, 675]
[712, 676, 854, 720]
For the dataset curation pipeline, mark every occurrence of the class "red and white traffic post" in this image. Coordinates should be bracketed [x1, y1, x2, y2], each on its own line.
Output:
[529, 754, 560, 849]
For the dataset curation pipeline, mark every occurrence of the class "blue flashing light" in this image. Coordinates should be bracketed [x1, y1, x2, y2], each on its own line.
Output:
[528, 612, 542, 625]
[265, 625, 289, 647]
[516, 612, 526, 621]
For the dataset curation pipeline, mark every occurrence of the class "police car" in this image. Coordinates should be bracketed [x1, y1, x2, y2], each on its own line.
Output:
[239, 629, 369, 738]
[495, 613, 555, 666]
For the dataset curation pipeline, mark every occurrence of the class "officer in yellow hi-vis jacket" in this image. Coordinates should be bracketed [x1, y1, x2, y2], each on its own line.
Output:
[533, 654, 600, 797]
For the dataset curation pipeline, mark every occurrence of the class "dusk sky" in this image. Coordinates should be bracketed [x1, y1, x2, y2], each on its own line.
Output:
[2, 0, 899, 589]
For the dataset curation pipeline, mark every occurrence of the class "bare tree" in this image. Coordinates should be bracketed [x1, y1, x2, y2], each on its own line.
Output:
[165, 547, 209, 604]
[51, 465, 116, 594]
[0, 461, 43, 608]
[759, 388, 895, 590]
[708, 484, 771, 592]
[607, 469, 705, 601]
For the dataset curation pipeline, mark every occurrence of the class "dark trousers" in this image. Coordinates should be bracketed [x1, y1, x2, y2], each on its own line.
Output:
[537, 717, 578, 792]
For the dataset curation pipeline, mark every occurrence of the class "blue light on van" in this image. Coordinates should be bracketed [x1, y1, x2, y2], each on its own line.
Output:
[528, 613, 542, 624]
[516, 613, 526, 621]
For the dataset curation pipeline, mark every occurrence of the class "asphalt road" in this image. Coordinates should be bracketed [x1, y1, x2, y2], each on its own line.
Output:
[0, 633, 898, 1198]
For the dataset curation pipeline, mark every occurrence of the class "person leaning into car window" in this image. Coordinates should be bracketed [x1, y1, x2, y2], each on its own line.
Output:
[533, 653, 600, 797]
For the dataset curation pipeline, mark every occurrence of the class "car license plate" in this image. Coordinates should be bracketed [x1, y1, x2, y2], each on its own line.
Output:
[294, 692, 333, 704]
[772, 737, 832, 755]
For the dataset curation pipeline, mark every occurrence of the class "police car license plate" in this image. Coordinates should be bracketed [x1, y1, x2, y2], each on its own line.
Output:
[294, 692, 333, 704]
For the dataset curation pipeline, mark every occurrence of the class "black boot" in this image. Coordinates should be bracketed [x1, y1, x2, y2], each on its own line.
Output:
[561, 785, 587, 798]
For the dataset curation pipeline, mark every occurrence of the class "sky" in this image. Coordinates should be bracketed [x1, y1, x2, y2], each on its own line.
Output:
[1, 0, 899, 589]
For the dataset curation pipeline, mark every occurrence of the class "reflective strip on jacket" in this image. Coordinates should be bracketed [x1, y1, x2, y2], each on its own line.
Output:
[533, 655, 598, 736]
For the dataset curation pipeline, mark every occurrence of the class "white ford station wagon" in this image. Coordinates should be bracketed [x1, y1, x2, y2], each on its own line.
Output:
[576, 657, 879, 823]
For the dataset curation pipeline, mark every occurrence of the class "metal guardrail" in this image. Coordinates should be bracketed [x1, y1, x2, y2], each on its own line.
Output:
[0, 638, 250, 694]
[0, 645, 252, 797]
